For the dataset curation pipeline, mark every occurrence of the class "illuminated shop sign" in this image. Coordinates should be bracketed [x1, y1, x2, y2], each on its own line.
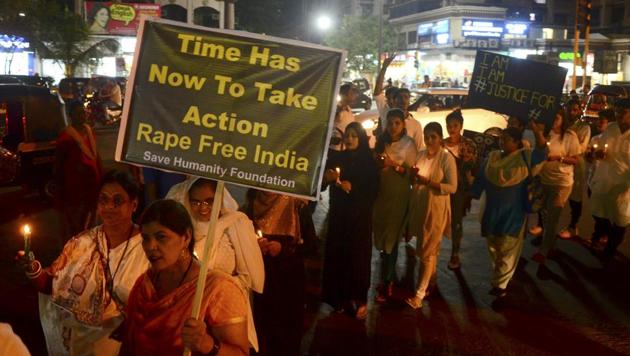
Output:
[434, 20, 449, 34]
[558, 52, 581, 61]
[505, 22, 529, 36]
[435, 33, 449, 45]
[417, 19, 450, 36]
[0, 35, 29, 51]
[462, 19, 504, 38]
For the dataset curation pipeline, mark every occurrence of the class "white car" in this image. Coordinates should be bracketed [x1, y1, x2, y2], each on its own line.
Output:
[355, 88, 507, 148]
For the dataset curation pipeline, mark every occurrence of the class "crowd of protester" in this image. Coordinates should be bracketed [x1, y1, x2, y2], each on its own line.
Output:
[9, 63, 630, 355]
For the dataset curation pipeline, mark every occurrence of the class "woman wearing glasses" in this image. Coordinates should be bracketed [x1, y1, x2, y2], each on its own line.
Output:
[166, 177, 264, 352]
[17, 170, 150, 355]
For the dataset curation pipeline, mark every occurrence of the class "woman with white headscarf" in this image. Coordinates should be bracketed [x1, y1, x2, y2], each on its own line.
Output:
[165, 177, 264, 352]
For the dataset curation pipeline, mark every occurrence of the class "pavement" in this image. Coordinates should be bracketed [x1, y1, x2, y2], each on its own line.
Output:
[1, 182, 630, 355]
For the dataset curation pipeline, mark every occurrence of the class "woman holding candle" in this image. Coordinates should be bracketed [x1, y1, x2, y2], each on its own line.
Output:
[532, 109, 581, 264]
[443, 109, 478, 270]
[242, 190, 312, 356]
[18, 170, 149, 356]
[373, 108, 417, 302]
[119, 199, 249, 355]
[469, 124, 547, 298]
[404, 122, 457, 309]
[589, 99, 630, 262]
[586, 109, 613, 249]
[321, 122, 378, 318]
[165, 177, 264, 351]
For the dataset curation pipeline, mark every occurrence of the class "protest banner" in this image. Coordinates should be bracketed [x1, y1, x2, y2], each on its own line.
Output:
[468, 50, 567, 125]
[116, 18, 345, 199]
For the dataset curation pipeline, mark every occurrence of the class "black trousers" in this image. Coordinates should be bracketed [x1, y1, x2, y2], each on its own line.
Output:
[254, 242, 305, 356]
[592, 216, 627, 259]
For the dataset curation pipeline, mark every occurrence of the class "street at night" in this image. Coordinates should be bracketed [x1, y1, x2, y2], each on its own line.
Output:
[2, 183, 630, 355]
[3, 0, 630, 355]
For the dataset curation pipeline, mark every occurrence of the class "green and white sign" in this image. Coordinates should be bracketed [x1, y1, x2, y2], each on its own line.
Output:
[116, 18, 345, 199]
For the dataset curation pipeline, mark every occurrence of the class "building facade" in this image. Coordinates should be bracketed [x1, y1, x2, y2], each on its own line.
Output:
[386, 0, 630, 90]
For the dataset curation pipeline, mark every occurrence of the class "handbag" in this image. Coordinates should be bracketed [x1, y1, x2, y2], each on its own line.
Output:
[522, 150, 544, 213]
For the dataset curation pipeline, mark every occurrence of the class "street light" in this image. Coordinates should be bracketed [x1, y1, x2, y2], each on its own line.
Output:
[316, 15, 332, 32]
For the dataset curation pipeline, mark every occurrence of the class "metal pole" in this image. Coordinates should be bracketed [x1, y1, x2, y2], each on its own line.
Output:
[377, 0, 383, 74]
[582, 23, 590, 90]
[572, 0, 580, 90]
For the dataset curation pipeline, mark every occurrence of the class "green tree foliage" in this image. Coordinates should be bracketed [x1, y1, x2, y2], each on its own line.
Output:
[0, 0, 119, 77]
[324, 15, 398, 74]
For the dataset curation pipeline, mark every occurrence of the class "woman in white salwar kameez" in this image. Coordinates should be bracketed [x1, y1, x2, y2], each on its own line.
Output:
[19, 170, 149, 356]
[165, 177, 264, 352]
[405, 122, 457, 309]
[589, 99, 630, 261]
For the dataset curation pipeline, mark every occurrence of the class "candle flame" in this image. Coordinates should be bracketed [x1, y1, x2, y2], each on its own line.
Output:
[256, 229, 263, 238]
[604, 143, 609, 148]
[23, 224, 31, 235]
[335, 167, 340, 174]
[593, 144, 598, 149]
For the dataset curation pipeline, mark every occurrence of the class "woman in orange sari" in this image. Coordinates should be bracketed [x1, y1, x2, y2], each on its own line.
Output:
[54, 100, 103, 240]
[120, 199, 249, 355]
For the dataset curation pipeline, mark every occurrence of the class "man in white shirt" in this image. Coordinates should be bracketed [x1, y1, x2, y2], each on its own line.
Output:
[330, 83, 357, 151]
[589, 98, 630, 262]
[393, 88, 424, 151]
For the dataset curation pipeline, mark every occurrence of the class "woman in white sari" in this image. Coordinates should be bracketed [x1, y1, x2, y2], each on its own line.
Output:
[165, 177, 264, 351]
[19, 170, 149, 356]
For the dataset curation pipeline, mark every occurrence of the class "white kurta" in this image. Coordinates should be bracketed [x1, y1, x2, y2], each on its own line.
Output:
[39, 229, 149, 356]
[407, 149, 457, 258]
[589, 122, 630, 226]
[405, 113, 425, 151]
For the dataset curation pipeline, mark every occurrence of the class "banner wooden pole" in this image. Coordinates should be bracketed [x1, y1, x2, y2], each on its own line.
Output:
[183, 180, 225, 356]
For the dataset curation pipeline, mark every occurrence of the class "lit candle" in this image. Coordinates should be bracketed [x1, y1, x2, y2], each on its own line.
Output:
[22, 224, 31, 259]
[256, 229, 263, 240]
[546, 141, 550, 147]
[593, 143, 598, 149]
[604, 143, 609, 152]
[335, 167, 341, 183]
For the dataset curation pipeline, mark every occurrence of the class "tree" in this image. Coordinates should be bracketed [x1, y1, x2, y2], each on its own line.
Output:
[323, 15, 398, 75]
[0, 0, 119, 77]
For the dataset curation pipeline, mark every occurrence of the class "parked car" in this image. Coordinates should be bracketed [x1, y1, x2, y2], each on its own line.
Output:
[582, 84, 630, 134]
[0, 84, 68, 197]
[0, 75, 54, 88]
[355, 87, 507, 151]
[583, 84, 630, 118]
